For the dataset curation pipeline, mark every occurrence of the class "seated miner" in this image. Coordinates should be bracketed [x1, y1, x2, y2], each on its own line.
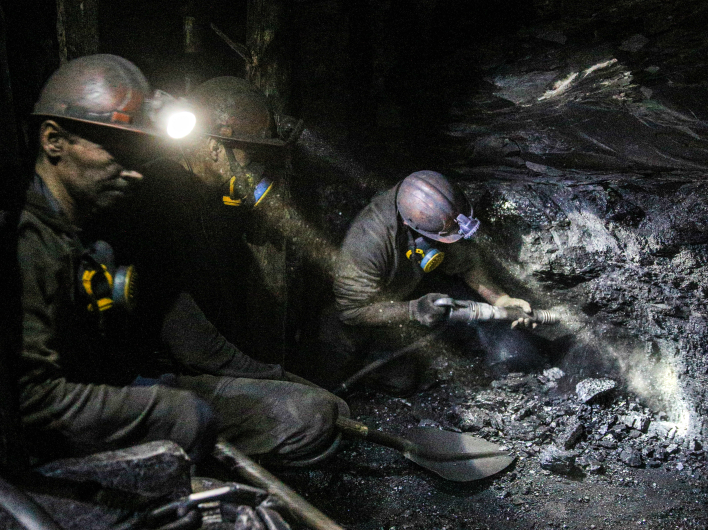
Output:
[320, 170, 535, 395]
[19, 53, 345, 467]
[109, 75, 302, 361]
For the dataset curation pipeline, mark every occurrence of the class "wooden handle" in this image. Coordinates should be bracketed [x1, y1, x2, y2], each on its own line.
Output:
[335, 416, 369, 437]
[335, 417, 413, 453]
[213, 441, 345, 530]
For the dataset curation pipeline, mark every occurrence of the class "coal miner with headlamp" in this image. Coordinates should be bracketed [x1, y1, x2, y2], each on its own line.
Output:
[182, 76, 302, 208]
[119, 75, 305, 360]
[318, 170, 535, 395]
[98, 74, 307, 378]
[18, 54, 346, 467]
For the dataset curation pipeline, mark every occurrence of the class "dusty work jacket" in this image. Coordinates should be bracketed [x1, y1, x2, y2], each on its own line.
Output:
[333, 185, 476, 326]
[18, 177, 284, 450]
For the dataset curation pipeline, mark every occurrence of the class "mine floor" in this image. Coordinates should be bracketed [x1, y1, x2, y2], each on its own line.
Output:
[280, 350, 708, 530]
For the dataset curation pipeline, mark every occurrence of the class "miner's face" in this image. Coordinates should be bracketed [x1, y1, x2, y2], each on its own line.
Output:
[63, 135, 145, 211]
[196, 138, 251, 187]
[41, 120, 147, 213]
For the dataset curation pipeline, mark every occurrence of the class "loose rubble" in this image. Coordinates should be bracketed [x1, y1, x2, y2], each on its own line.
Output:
[449, 370, 706, 478]
[539, 445, 578, 475]
[288, 356, 708, 530]
[575, 378, 617, 404]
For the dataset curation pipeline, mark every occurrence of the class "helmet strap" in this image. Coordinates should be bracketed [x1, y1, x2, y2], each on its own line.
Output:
[405, 229, 445, 273]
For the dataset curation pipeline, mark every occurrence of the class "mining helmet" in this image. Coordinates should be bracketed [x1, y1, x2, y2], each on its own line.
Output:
[32, 54, 159, 135]
[190, 76, 284, 207]
[396, 170, 480, 243]
[189, 76, 304, 147]
[189, 76, 277, 144]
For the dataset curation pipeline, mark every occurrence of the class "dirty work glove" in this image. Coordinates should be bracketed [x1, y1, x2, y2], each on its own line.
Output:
[409, 293, 450, 327]
[493, 294, 535, 329]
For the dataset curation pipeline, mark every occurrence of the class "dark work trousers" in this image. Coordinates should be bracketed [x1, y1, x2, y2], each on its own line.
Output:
[23, 373, 348, 466]
[159, 292, 349, 462]
[310, 304, 433, 396]
[22, 381, 217, 463]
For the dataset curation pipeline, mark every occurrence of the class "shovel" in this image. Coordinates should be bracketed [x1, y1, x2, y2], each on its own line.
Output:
[336, 417, 515, 482]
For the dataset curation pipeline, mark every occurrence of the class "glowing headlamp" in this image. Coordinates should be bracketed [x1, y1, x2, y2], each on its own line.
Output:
[149, 90, 197, 139]
[166, 111, 197, 139]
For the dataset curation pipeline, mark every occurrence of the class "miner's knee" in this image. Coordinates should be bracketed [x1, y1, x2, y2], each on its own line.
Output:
[160, 389, 218, 463]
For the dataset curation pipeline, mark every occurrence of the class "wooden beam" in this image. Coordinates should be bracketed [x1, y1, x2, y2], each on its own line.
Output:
[56, 0, 99, 62]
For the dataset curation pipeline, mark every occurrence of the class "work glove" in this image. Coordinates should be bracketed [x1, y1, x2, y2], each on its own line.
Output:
[409, 293, 450, 327]
[493, 294, 535, 329]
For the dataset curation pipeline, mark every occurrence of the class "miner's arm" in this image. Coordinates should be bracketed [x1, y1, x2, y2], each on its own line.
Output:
[161, 292, 285, 380]
[459, 247, 533, 320]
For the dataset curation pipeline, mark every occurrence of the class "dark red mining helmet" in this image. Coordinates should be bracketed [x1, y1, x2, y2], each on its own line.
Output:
[396, 170, 480, 243]
[32, 54, 159, 136]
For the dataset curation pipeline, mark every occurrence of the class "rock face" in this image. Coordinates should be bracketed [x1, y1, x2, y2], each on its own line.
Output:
[0, 442, 192, 530]
[539, 445, 577, 475]
[441, 0, 708, 442]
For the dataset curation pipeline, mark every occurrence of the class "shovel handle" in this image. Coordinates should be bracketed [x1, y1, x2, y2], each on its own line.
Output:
[336, 417, 414, 453]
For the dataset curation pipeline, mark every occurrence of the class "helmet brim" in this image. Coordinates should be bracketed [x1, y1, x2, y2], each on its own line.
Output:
[407, 225, 464, 244]
[207, 132, 289, 148]
[31, 113, 162, 137]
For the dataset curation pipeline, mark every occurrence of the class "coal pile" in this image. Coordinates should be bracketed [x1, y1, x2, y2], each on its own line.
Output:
[283, 351, 708, 530]
[449, 370, 705, 478]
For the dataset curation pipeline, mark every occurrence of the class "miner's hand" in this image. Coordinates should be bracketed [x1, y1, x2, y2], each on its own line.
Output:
[409, 293, 450, 327]
[494, 294, 536, 329]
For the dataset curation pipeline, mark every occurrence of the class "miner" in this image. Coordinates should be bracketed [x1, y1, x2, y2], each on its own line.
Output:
[321, 170, 535, 395]
[108, 75, 301, 360]
[19, 54, 346, 466]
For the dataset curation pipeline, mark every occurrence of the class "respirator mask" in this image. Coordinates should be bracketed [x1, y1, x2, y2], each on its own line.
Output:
[405, 210, 481, 273]
[406, 232, 445, 273]
[221, 144, 273, 208]
[78, 240, 137, 314]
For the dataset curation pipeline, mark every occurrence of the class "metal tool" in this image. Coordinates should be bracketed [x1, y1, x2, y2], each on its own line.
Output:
[213, 441, 345, 530]
[434, 297, 560, 325]
[144, 483, 268, 527]
[336, 417, 515, 482]
[333, 299, 561, 396]
[0, 475, 63, 530]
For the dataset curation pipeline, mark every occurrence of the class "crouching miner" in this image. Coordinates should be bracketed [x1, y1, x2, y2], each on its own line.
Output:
[318, 170, 535, 395]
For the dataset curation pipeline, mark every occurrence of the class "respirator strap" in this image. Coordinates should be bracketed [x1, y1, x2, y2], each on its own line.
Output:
[405, 229, 423, 262]
[221, 146, 273, 208]
[80, 253, 114, 313]
[404, 230, 445, 273]
[222, 146, 246, 206]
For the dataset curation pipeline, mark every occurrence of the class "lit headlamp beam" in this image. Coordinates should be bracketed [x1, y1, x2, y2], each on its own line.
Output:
[167, 111, 197, 139]
[149, 90, 197, 139]
[256, 191, 340, 276]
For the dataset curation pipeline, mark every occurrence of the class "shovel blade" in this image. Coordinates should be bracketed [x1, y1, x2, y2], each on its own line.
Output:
[404, 427, 516, 481]
[407, 452, 515, 482]
[405, 427, 506, 458]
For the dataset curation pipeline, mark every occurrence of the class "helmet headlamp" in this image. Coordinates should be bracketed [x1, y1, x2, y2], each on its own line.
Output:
[456, 212, 481, 239]
[148, 90, 197, 139]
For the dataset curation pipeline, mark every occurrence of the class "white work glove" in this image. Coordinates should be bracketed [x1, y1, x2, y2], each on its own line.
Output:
[409, 293, 450, 327]
[494, 294, 536, 329]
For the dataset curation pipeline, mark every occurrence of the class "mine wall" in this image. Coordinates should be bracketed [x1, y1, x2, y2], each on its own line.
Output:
[457, 172, 708, 442]
[415, 0, 708, 444]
